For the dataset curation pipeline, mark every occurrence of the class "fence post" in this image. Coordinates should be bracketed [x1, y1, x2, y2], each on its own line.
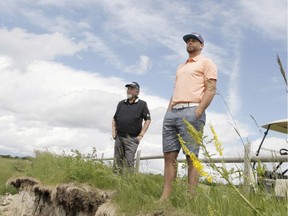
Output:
[135, 150, 141, 173]
[243, 142, 254, 193]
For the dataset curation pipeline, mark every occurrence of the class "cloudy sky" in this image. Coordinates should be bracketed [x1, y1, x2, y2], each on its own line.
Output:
[0, 0, 287, 174]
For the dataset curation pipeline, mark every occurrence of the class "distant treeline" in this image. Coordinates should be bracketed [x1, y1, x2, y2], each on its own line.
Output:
[0, 155, 33, 160]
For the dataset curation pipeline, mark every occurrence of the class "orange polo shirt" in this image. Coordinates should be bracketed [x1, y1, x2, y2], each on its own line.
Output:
[171, 55, 217, 106]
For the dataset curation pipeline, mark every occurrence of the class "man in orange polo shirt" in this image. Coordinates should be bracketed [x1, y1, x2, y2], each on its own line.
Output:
[160, 32, 217, 200]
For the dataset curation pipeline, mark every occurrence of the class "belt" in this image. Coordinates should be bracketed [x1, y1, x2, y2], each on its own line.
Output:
[172, 102, 199, 109]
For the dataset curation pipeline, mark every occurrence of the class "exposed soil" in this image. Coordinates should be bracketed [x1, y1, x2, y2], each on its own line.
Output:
[0, 177, 184, 216]
[0, 177, 117, 216]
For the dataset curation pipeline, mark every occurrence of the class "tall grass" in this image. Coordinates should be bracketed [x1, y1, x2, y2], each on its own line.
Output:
[25, 149, 118, 189]
[1, 151, 287, 216]
[0, 157, 30, 194]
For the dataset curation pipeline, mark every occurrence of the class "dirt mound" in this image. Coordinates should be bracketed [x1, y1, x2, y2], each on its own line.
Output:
[0, 177, 117, 216]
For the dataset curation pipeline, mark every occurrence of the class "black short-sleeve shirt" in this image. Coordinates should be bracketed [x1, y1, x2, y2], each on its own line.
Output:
[113, 98, 151, 137]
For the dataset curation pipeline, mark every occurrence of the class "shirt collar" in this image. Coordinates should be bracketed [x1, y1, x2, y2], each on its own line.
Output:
[186, 55, 202, 63]
[125, 97, 139, 104]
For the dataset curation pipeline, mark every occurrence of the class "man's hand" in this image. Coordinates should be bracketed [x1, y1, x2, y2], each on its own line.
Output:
[112, 134, 116, 140]
[195, 106, 204, 119]
[136, 134, 143, 142]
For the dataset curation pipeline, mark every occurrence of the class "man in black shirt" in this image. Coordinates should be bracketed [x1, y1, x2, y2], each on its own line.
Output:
[112, 81, 151, 173]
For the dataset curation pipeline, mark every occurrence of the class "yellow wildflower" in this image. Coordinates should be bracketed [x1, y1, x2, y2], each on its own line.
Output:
[210, 125, 223, 156]
[183, 119, 203, 144]
[178, 134, 212, 183]
[207, 175, 213, 183]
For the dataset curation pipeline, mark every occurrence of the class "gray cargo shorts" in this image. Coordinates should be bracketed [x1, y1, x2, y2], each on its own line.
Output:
[162, 106, 205, 156]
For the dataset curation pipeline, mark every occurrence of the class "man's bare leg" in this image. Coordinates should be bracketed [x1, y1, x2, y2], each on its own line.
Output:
[186, 156, 200, 196]
[160, 151, 178, 201]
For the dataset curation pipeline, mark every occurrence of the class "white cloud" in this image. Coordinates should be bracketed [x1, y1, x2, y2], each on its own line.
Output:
[0, 28, 84, 68]
[83, 32, 123, 69]
[0, 55, 166, 157]
[124, 55, 151, 74]
[252, 136, 287, 156]
[239, 0, 287, 41]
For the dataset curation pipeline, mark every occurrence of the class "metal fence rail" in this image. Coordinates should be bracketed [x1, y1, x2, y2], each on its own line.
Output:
[100, 143, 288, 192]
[99, 155, 288, 163]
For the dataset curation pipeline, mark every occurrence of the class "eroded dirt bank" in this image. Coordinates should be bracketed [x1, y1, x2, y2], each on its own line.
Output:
[0, 177, 116, 216]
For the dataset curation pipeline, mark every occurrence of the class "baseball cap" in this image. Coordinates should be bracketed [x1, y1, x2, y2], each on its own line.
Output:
[125, 81, 140, 89]
[183, 32, 204, 44]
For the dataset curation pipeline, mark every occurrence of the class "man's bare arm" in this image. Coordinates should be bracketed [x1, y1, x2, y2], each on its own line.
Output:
[195, 79, 217, 118]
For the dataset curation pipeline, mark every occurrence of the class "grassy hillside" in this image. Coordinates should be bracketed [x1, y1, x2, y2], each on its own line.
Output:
[0, 156, 32, 195]
[0, 151, 287, 216]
